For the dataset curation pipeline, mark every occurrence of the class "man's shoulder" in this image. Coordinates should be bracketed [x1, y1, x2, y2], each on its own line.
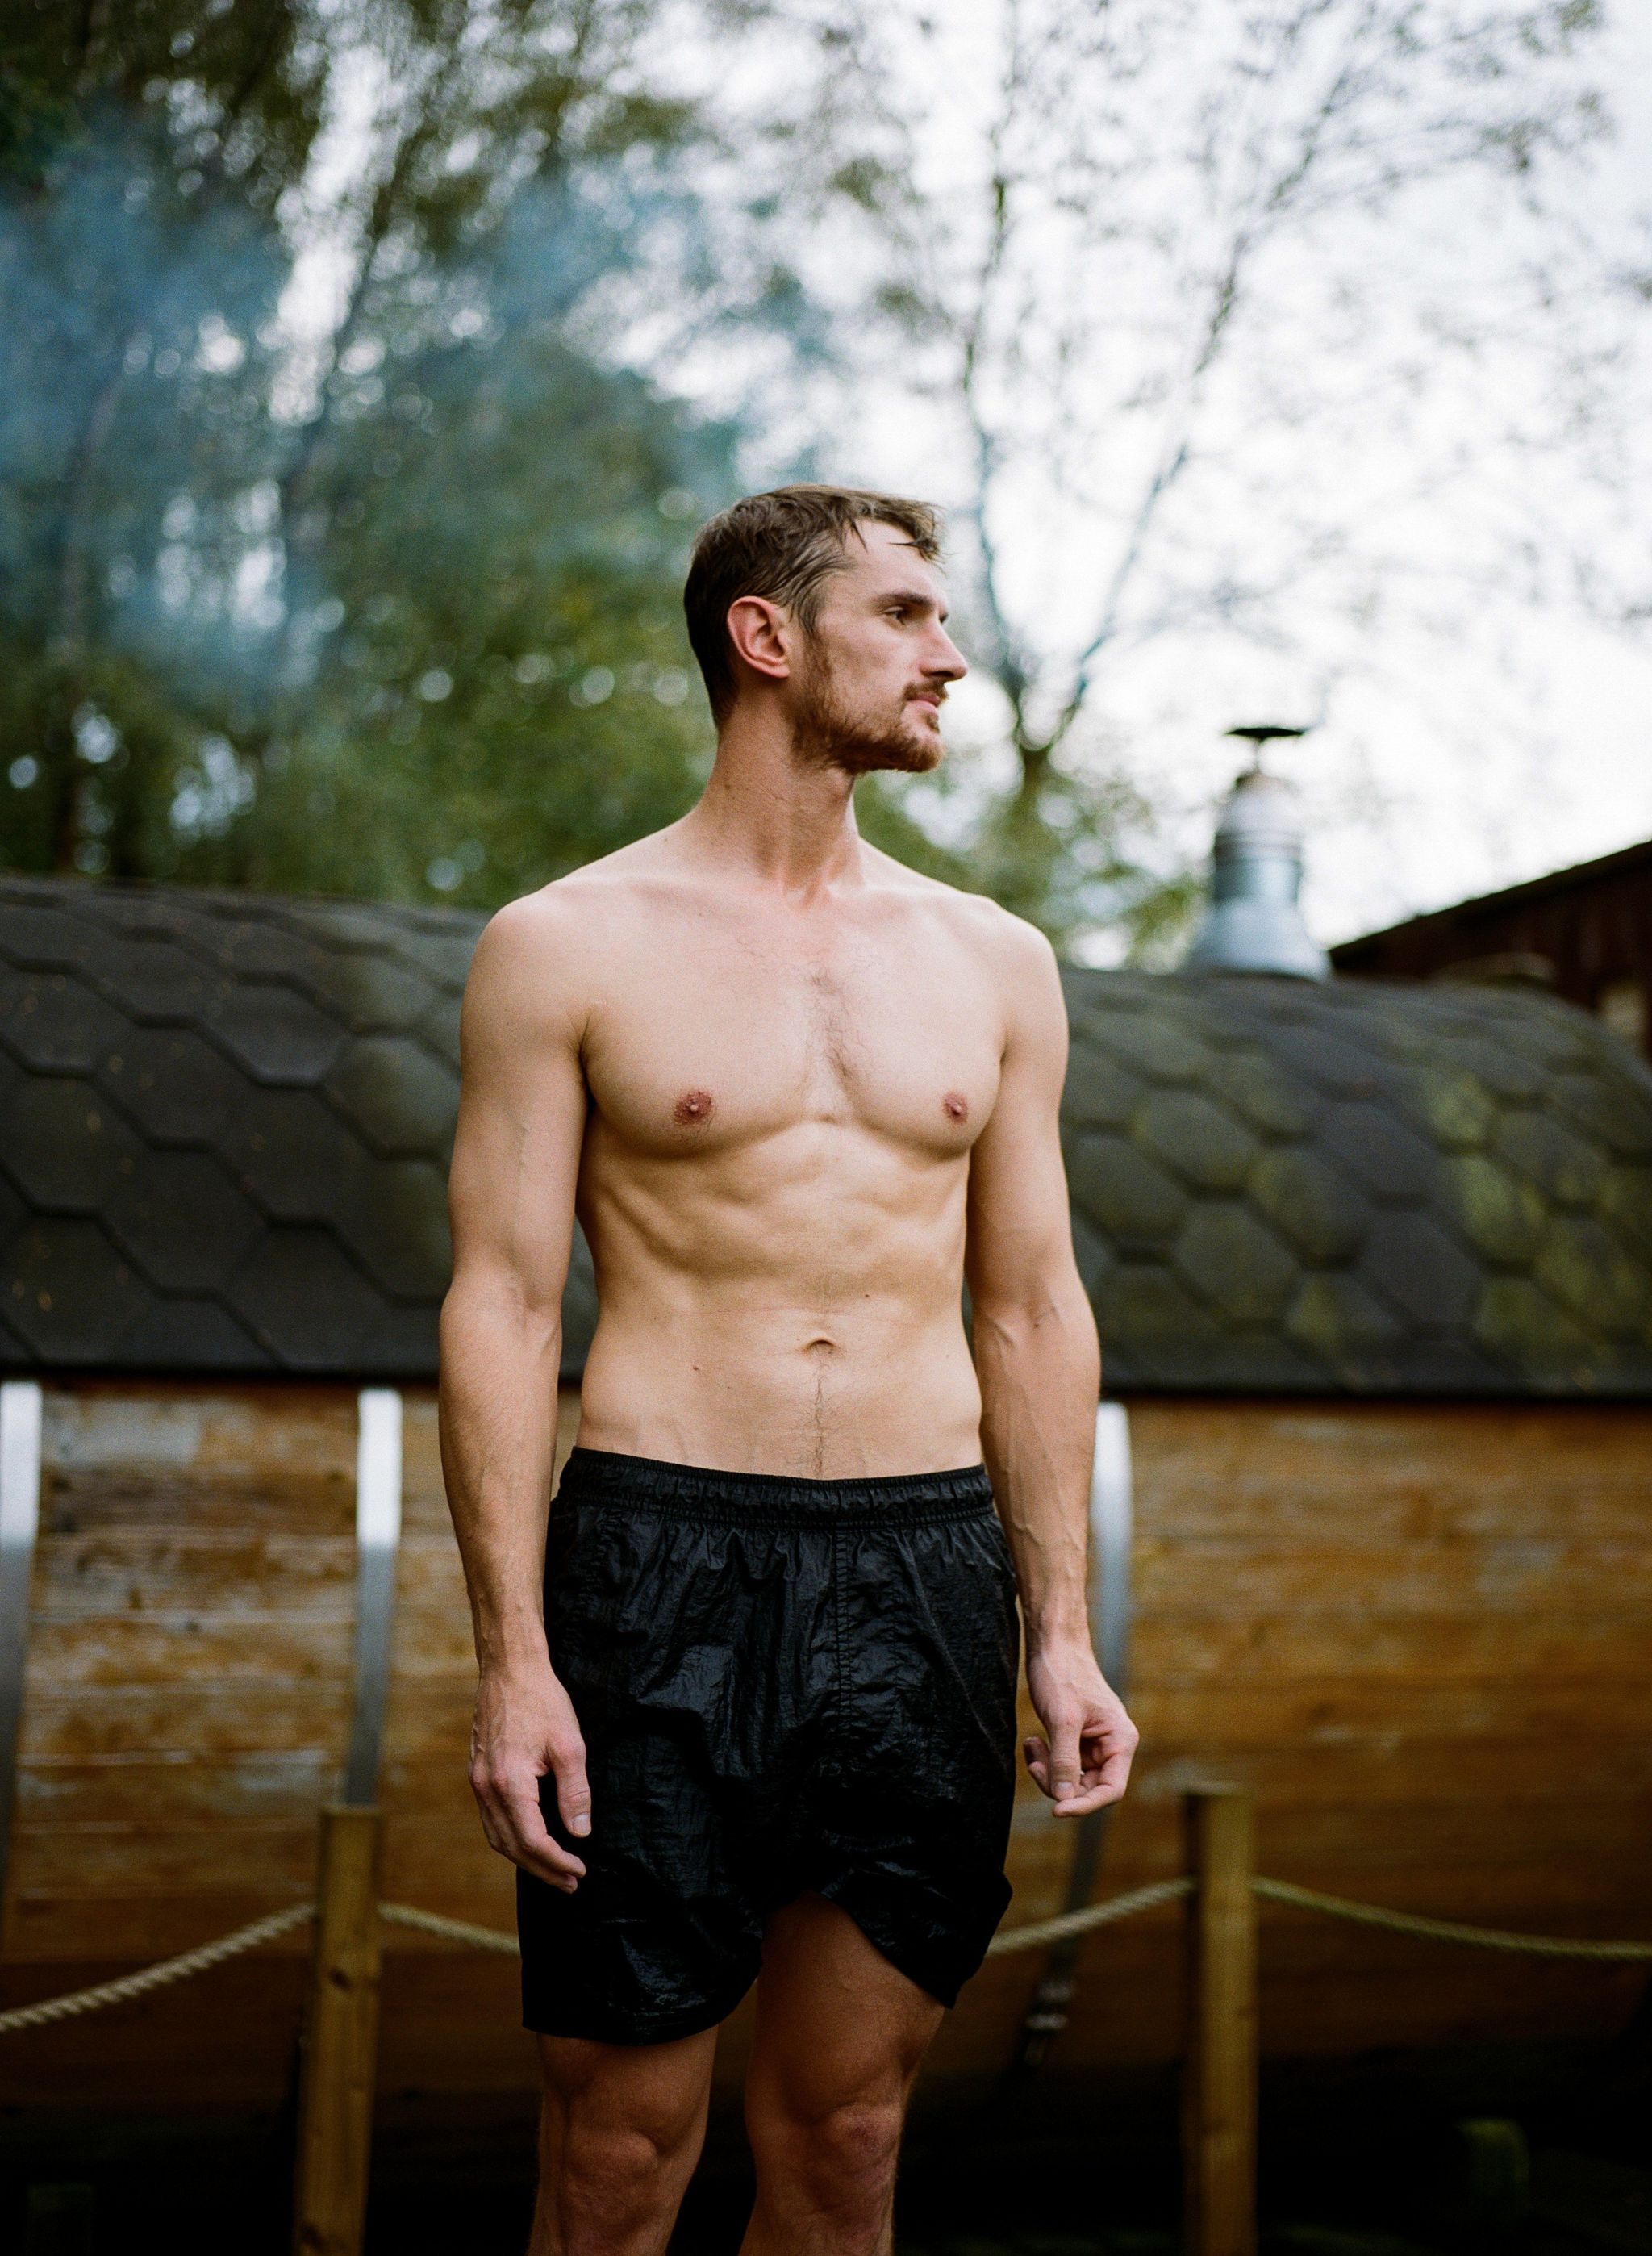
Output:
[478, 833, 683, 954]
[864, 846, 1056, 971]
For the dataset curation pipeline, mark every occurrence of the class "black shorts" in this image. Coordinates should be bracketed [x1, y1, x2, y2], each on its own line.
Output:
[517, 1447, 1020, 2045]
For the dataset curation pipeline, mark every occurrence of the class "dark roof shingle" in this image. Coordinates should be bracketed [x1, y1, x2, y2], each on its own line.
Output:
[1061, 967, 1652, 1396]
[3, 875, 1652, 1396]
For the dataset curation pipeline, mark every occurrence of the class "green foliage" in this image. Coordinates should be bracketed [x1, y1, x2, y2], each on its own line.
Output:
[966, 758, 1191, 959]
[0, 0, 1204, 946]
[0, 1, 779, 907]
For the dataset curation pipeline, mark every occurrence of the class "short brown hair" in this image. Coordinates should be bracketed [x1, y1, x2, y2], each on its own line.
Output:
[682, 483, 942, 722]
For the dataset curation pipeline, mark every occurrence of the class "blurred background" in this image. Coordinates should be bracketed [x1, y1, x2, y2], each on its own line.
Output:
[4, 0, 1650, 956]
[4, 7, 1652, 2255]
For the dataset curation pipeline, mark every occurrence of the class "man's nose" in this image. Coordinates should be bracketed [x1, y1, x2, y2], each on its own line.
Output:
[928, 625, 968, 682]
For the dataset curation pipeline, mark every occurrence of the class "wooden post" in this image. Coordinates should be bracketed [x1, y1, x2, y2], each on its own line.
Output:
[293, 1806, 384, 2256]
[1182, 1786, 1258, 2256]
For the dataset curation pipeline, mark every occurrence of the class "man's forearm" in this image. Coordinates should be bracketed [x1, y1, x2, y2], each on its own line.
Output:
[973, 1280, 1101, 1648]
[437, 1279, 564, 1673]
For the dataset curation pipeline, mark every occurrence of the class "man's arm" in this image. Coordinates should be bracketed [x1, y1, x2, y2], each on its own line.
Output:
[966, 920, 1137, 1817]
[439, 896, 591, 1891]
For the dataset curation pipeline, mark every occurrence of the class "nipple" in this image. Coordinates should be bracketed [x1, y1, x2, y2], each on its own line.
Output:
[942, 1092, 969, 1122]
[674, 1089, 715, 1126]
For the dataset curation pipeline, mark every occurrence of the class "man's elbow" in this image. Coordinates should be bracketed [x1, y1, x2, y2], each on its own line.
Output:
[970, 1272, 1096, 1356]
[440, 1264, 564, 1365]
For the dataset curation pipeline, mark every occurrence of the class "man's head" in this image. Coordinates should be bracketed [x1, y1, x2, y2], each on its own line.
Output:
[682, 484, 966, 775]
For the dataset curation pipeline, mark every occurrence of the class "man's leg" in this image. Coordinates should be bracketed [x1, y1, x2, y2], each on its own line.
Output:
[530, 2025, 719, 2256]
[740, 1894, 945, 2256]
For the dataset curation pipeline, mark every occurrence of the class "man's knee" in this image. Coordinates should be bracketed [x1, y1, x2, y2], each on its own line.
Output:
[536, 2066, 707, 2254]
[560, 2116, 691, 2209]
[748, 2089, 907, 2212]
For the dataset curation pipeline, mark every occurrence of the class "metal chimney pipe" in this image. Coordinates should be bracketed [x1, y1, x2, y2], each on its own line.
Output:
[1183, 729, 1330, 980]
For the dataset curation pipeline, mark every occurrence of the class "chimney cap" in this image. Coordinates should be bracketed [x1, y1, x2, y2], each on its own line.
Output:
[1224, 723, 1312, 778]
[1182, 727, 1329, 980]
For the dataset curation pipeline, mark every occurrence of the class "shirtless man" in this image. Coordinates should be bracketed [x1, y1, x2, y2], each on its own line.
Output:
[439, 484, 1137, 2256]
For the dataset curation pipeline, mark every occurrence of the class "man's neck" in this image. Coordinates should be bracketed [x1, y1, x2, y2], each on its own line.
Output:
[681, 708, 866, 900]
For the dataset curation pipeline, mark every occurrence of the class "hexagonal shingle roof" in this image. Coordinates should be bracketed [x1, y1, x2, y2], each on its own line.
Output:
[3, 875, 1651, 1396]
[1062, 967, 1652, 1396]
[0, 873, 594, 1381]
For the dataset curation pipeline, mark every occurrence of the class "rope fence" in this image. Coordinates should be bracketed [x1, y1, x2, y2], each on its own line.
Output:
[378, 1902, 521, 1955]
[5, 1861, 1648, 2039]
[6, 1793, 1649, 2256]
[1252, 1877, 1652, 1961]
[0, 1902, 315, 2036]
[984, 1874, 1193, 1953]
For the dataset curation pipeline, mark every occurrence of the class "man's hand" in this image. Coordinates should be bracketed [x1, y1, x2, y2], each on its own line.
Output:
[1024, 1638, 1138, 1817]
[469, 1660, 591, 1891]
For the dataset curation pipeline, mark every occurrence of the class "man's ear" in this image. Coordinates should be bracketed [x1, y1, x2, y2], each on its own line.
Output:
[725, 595, 792, 687]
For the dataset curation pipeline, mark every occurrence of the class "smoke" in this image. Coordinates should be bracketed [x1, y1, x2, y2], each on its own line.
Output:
[0, 98, 740, 887]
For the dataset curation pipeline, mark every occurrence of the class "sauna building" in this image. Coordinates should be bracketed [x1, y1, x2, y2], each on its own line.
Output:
[1, 867, 1650, 2126]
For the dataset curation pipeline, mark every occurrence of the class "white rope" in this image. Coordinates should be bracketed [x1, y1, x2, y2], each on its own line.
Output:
[6, 1873, 1649, 2040]
[379, 1902, 521, 1954]
[380, 1883, 1200, 1966]
[985, 1877, 1194, 1955]
[0, 1903, 315, 2035]
[1254, 1878, 1652, 1961]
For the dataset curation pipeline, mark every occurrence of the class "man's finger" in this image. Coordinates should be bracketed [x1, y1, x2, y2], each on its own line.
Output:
[505, 1799, 586, 1889]
[1084, 1719, 1137, 1796]
[474, 1799, 511, 1862]
[1049, 1712, 1087, 1807]
[1091, 1740, 1135, 1801]
[553, 1742, 593, 1840]
[486, 1768, 587, 1889]
[1051, 1775, 1120, 1818]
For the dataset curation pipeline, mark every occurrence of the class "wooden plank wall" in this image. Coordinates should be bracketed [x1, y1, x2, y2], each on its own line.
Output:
[0, 1382, 356, 2108]
[1027, 1401, 1652, 2073]
[2, 1385, 1648, 2115]
[6, 1384, 357, 1964]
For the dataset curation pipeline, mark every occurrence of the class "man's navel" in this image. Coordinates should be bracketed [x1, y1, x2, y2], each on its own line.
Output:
[674, 1088, 715, 1126]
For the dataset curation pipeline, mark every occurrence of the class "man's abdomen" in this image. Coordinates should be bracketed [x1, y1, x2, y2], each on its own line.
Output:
[574, 1292, 983, 1479]
[571, 1126, 983, 1477]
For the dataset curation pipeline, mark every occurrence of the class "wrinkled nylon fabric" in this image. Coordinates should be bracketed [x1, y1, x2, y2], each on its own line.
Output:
[518, 1447, 1020, 2044]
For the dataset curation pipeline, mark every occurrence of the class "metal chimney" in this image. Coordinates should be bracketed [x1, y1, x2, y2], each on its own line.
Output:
[1183, 727, 1330, 980]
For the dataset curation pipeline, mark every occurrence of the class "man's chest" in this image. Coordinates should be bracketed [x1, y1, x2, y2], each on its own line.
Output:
[578, 913, 1004, 1159]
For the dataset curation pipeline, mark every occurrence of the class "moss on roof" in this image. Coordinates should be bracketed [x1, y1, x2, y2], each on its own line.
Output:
[1060, 967, 1652, 1395]
[2, 875, 1650, 1396]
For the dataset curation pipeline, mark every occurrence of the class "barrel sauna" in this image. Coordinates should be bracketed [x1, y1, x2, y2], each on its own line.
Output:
[2, 873, 1650, 2125]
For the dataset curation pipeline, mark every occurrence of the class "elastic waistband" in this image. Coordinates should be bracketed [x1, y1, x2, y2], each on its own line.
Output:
[556, 1447, 995, 1527]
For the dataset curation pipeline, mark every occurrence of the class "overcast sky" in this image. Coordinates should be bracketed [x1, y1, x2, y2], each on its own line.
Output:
[286, 2, 1652, 955]
[795, 3, 1652, 955]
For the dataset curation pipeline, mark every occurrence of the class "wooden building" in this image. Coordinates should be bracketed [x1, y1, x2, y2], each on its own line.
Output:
[1330, 834, 1652, 1060]
[1, 871, 1650, 2126]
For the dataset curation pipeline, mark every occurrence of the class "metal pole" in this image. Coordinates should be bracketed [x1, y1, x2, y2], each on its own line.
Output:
[1183, 1786, 1258, 2256]
[344, 1390, 403, 1807]
[0, 1381, 43, 1924]
[999, 1402, 1134, 2085]
[293, 1805, 384, 2256]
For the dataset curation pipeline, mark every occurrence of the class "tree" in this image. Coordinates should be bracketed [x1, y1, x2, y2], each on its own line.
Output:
[848, 0, 1633, 949]
[0, 0, 319, 875]
[0, 0, 908, 902]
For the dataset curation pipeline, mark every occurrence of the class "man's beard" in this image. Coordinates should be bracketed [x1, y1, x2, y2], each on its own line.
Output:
[790, 641, 943, 777]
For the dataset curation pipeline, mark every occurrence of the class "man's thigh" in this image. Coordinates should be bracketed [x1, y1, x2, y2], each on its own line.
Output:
[745, 1893, 946, 2119]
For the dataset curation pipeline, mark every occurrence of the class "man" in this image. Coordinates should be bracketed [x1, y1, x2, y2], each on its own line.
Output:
[439, 484, 1137, 2256]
